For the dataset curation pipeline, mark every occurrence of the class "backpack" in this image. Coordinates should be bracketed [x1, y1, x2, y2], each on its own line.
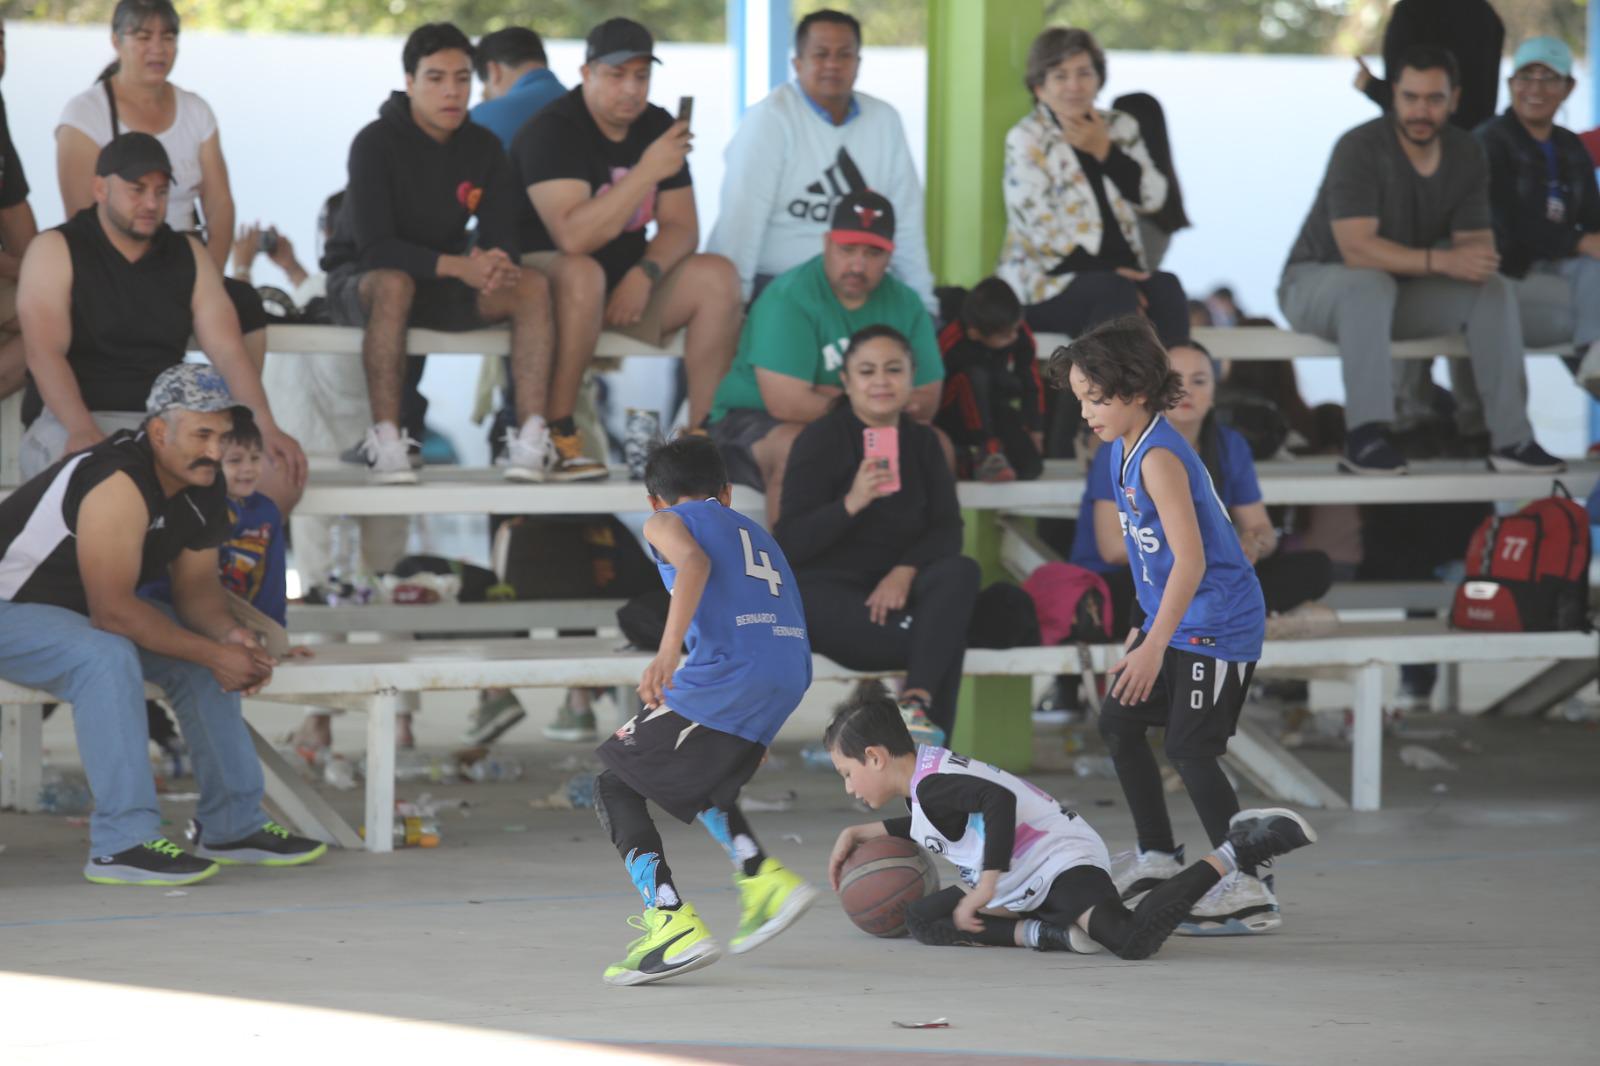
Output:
[966, 582, 1041, 649]
[1450, 483, 1591, 632]
[491, 516, 656, 601]
[1022, 562, 1114, 645]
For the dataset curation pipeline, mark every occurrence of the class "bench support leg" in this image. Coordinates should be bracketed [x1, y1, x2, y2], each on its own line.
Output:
[245, 718, 362, 849]
[1351, 663, 1383, 811]
[952, 675, 1033, 773]
[0, 703, 44, 812]
[365, 692, 399, 853]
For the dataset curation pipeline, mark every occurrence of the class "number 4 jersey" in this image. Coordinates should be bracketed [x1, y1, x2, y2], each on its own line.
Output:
[648, 499, 813, 745]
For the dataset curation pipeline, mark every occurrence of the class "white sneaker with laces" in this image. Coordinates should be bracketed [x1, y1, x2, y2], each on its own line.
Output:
[361, 425, 420, 485]
[1175, 870, 1280, 936]
[1109, 845, 1186, 900]
[500, 424, 549, 483]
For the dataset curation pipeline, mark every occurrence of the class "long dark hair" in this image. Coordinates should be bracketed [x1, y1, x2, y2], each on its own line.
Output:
[98, 0, 181, 82]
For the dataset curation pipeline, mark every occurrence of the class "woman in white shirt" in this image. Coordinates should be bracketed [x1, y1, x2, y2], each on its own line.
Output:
[996, 27, 1189, 349]
[55, 0, 268, 368]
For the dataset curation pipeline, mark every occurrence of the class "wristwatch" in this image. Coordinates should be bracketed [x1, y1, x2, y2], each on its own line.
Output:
[635, 259, 662, 287]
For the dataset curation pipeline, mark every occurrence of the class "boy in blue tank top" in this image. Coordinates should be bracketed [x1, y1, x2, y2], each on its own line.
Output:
[593, 436, 818, 986]
[1050, 316, 1283, 938]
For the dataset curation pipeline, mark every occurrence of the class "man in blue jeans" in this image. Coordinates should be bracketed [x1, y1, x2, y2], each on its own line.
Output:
[0, 364, 325, 885]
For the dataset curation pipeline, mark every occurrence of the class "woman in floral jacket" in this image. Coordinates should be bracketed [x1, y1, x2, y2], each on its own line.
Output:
[997, 27, 1190, 348]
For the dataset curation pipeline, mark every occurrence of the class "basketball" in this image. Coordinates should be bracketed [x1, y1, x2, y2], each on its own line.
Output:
[837, 835, 941, 937]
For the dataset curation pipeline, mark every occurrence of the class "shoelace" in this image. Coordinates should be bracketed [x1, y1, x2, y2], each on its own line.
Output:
[262, 821, 291, 840]
[361, 430, 421, 463]
[142, 838, 185, 859]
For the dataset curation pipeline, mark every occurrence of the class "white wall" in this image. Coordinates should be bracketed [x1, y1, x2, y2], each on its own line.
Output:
[7, 23, 1592, 465]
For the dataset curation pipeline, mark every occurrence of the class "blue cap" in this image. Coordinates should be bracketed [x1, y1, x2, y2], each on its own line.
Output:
[1513, 37, 1572, 79]
[145, 363, 247, 417]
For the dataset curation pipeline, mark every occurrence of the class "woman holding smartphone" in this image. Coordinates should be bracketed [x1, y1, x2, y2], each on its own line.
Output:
[775, 325, 980, 747]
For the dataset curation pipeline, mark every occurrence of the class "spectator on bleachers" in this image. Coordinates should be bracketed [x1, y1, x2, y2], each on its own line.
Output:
[775, 325, 979, 747]
[707, 9, 936, 312]
[1069, 342, 1333, 638]
[322, 22, 563, 486]
[1475, 38, 1600, 396]
[1353, 0, 1504, 132]
[934, 277, 1043, 483]
[17, 133, 304, 485]
[56, 2, 272, 404]
[1278, 45, 1562, 477]
[513, 17, 740, 460]
[470, 27, 565, 152]
[709, 190, 943, 522]
[998, 27, 1188, 348]
[0, 16, 38, 402]
[0, 363, 325, 886]
[1108, 92, 1190, 271]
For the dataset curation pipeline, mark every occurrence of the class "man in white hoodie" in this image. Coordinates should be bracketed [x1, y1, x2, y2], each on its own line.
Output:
[707, 9, 936, 314]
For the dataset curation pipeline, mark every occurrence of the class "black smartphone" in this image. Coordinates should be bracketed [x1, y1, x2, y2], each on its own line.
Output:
[260, 228, 279, 256]
[677, 95, 694, 129]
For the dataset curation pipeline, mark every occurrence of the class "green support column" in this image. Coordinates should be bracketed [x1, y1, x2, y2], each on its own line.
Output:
[928, 0, 1045, 771]
[925, 0, 1044, 287]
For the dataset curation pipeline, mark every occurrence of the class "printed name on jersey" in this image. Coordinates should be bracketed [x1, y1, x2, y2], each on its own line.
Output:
[1116, 512, 1162, 556]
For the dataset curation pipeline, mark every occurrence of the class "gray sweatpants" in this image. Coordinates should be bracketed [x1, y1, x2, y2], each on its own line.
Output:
[1277, 263, 1533, 448]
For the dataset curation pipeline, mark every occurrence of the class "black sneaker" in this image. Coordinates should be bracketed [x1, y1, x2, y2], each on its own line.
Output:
[1488, 440, 1565, 473]
[193, 820, 328, 867]
[1338, 422, 1407, 475]
[84, 838, 219, 886]
[1031, 921, 1104, 954]
[1225, 807, 1318, 871]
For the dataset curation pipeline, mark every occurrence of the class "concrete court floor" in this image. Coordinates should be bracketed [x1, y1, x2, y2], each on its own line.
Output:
[2, 700, 1597, 1066]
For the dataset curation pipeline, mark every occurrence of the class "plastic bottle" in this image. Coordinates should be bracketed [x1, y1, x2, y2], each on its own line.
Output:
[799, 745, 834, 770]
[392, 751, 459, 783]
[360, 816, 440, 848]
[463, 757, 524, 783]
[564, 773, 596, 808]
[35, 769, 93, 814]
[1072, 755, 1117, 778]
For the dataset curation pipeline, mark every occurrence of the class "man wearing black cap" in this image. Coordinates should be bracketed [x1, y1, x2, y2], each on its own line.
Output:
[708, 189, 944, 520]
[14, 132, 306, 486]
[0, 15, 39, 402]
[513, 17, 741, 476]
[0, 362, 325, 885]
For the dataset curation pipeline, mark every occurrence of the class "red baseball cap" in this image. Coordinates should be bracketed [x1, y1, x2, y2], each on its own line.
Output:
[829, 190, 896, 252]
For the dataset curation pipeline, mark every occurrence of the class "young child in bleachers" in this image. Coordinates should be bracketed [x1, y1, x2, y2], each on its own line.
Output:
[935, 277, 1045, 483]
[823, 682, 1316, 959]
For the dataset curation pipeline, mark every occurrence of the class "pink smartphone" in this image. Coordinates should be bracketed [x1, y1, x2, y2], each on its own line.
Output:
[863, 426, 901, 494]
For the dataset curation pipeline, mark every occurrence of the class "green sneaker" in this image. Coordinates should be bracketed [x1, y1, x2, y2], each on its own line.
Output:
[602, 903, 721, 986]
[464, 691, 527, 746]
[730, 857, 819, 955]
[543, 692, 598, 742]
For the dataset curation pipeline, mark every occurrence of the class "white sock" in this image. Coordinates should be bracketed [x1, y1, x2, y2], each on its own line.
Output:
[519, 414, 547, 441]
[372, 421, 400, 445]
[1021, 919, 1043, 949]
[1214, 840, 1239, 874]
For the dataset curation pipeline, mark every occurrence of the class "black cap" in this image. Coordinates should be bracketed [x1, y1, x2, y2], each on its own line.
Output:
[95, 133, 174, 183]
[828, 190, 896, 251]
[586, 18, 660, 67]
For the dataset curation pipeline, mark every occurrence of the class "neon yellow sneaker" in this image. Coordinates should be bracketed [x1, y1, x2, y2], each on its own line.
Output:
[602, 903, 722, 986]
[729, 858, 819, 955]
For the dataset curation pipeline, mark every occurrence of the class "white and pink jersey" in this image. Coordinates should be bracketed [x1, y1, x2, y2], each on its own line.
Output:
[907, 746, 1110, 912]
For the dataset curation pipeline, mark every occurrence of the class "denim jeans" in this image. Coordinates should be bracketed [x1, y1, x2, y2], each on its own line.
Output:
[0, 598, 265, 855]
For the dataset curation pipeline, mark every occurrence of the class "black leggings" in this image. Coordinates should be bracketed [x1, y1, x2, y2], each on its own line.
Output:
[594, 770, 767, 909]
[904, 861, 1220, 961]
[1098, 712, 1243, 865]
[1025, 270, 1190, 349]
[799, 555, 982, 736]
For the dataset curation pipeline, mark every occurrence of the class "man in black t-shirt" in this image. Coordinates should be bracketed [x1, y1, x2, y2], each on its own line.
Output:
[0, 17, 39, 402]
[0, 364, 324, 886]
[514, 18, 741, 478]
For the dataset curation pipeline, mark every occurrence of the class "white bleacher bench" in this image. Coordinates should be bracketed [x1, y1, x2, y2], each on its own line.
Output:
[261, 324, 684, 360]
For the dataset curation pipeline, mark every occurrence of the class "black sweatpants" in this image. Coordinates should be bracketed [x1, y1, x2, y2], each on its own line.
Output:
[1025, 270, 1190, 349]
[904, 861, 1221, 961]
[799, 555, 982, 736]
[935, 360, 1043, 480]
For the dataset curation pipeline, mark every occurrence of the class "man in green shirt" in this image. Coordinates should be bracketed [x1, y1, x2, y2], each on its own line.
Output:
[710, 190, 942, 520]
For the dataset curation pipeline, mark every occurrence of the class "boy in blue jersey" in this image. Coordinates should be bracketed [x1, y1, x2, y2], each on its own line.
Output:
[593, 436, 818, 985]
[1051, 316, 1282, 937]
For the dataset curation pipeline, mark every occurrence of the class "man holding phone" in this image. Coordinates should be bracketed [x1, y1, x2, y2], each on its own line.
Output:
[512, 17, 741, 478]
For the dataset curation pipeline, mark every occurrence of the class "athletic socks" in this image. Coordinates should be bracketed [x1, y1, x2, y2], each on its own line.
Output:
[698, 805, 767, 877]
[1214, 840, 1239, 875]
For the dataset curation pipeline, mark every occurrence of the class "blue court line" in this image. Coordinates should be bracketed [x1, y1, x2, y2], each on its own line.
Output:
[598, 1038, 1267, 1066]
[1, 844, 1595, 932]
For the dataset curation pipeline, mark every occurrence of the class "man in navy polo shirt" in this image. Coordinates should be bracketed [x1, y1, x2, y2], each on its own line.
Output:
[471, 27, 566, 153]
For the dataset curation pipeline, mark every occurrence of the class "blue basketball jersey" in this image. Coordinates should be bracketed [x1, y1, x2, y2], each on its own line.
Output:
[650, 499, 813, 745]
[1110, 415, 1265, 661]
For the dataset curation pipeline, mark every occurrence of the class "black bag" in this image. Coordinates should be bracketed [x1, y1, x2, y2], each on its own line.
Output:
[492, 516, 656, 600]
[617, 585, 672, 650]
[1214, 391, 1289, 461]
[966, 582, 1041, 649]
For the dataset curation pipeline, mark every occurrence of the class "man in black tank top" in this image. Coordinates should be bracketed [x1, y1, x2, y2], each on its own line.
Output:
[0, 363, 324, 885]
[13, 133, 305, 489]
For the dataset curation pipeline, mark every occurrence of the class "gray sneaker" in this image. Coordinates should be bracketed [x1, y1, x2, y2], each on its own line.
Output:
[544, 694, 599, 742]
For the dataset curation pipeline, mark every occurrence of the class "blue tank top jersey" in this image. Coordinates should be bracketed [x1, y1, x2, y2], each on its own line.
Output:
[650, 499, 813, 746]
[1110, 415, 1265, 661]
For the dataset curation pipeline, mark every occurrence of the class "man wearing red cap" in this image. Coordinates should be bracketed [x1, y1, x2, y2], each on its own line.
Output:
[708, 189, 943, 521]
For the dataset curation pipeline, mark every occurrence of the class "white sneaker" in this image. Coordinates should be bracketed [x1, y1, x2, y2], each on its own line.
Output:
[500, 424, 549, 483]
[1175, 870, 1280, 936]
[1110, 846, 1186, 901]
[361, 426, 420, 485]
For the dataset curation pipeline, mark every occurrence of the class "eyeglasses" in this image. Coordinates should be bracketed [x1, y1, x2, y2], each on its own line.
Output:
[1513, 71, 1567, 86]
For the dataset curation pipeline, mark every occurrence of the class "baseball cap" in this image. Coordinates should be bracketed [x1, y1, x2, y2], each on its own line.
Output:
[146, 363, 249, 419]
[829, 190, 896, 252]
[1513, 36, 1573, 79]
[586, 18, 660, 67]
[95, 132, 174, 183]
